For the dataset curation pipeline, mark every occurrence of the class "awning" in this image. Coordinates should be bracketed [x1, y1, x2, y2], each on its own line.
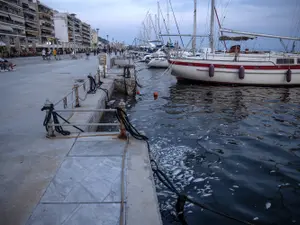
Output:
[0, 24, 14, 32]
[219, 35, 256, 41]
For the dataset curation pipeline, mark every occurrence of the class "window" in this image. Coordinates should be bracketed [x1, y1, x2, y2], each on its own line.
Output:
[276, 58, 294, 64]
[298, 58, 300, 64]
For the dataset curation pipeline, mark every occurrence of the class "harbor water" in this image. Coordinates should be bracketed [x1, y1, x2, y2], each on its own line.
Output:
[106, 63, 300, 225]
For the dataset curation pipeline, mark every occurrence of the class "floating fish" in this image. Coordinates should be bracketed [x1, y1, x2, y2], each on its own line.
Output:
[253, 217, 259, 221]
[194, 178, 205, 183]
[202, 193, 212, 197]
[229, 188, 235, 192]
[233, 185, 239, 189]
[265, 202, 271, 209]
[172, 169, 181, 176]
[187, 176, 194, 182]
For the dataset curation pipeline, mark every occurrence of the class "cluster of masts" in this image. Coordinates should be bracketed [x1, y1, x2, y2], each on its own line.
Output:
[135, 0, 300, 53]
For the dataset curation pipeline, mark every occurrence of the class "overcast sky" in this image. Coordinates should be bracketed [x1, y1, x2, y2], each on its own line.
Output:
[43, 0, 300, 51]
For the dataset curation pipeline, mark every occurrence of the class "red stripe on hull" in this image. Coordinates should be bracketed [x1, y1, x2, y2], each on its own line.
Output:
[169, 60, 300, 70]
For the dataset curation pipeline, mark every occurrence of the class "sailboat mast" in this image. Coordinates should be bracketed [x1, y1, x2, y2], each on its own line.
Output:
[192, 0, 197, 54]
[157, 1, 160, 34]
[167, 0, 170, 35]
[210, 0, 215, 52]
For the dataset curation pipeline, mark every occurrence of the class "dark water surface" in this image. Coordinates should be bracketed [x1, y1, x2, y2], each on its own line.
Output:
[108, 64, 300, 225]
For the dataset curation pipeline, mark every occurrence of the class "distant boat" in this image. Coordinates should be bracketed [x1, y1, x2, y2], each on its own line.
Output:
[148, 57, 169, 68]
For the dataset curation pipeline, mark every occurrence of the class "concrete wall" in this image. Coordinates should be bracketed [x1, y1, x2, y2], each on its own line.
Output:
[54, 13, 69, 43]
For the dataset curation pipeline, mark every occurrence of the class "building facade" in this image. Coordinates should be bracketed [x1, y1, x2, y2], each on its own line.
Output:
[81, 22, 90, 47]
[54, 12, 91, 49]
[37, 0, 54, 45]
[22, 0, 39, 45]
[91, 28, 98, 47]
[0, 0, 26, 54]
[53, 12, 68, 43]
[0, 0, 93, 55]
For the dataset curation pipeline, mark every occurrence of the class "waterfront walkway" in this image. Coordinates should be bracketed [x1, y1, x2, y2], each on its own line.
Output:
[0, 55, 161, 225]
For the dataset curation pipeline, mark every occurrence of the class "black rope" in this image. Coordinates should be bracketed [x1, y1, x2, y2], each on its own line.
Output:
[114, 107, 256, 225]
[87, 75, 97, 94]
[41, 104, 84, 136]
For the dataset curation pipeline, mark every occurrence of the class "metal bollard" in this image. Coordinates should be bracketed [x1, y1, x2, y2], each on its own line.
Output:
[44, 99, 55, 137]
[103, 64, 106, 78]
[118, 99, 127, 139]
[63, 97, 68, 109]
[94, 74, 97, 85]
[73, 84, 80, 107]
[97, 71, 101, 85]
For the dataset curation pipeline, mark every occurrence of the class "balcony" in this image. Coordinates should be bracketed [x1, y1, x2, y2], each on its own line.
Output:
[26, 29, 39, 37]
[0, 5, 24, 18]
[41, 26, 53, 32]
[82, 30, 90, 35]
[23, 8, 36, 16]
[24, 17, 37, 24]
[0, 0, 22, 10]
[0, 28, 25, 37]
[0, 19, 24, 31]
[39, 12, 52, 20]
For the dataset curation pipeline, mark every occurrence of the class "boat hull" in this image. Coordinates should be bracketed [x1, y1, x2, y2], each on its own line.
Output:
[170, 59, 300, 86]
[148, 58, 169, 68]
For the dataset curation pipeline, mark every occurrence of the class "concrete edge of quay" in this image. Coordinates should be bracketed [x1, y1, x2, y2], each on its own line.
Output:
[26, 69, 162, 225]
[127, 138, 163, 225]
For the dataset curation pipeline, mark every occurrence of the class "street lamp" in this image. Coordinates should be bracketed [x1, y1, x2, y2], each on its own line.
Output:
[106, 35, 109, 44]
[70, 13, 76, 54]
[96, 28, 99, 48]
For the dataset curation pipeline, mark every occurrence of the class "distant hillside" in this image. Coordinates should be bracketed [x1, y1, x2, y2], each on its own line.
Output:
[98, 37, 109, 45]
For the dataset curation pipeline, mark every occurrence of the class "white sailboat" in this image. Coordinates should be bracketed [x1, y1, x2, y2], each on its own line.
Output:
[169, 0, 300, 85]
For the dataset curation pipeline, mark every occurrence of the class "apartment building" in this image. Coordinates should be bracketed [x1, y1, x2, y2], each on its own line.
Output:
[21, 0, 39, 44]
[54, 12, 91, 48]
[91, 28, 98, 47]
[1, 0, 93, 53]
[81, 22, 91, 47]
[37, 0, 54, 45]
[0, 0, 26, 51]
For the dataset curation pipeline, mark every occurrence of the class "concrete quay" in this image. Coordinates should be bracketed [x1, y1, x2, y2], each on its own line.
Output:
[0, 55, 162, 225]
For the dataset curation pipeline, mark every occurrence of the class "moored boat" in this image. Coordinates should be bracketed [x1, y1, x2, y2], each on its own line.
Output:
[170, 55, 300, 85]
[169, 0, 300, 86]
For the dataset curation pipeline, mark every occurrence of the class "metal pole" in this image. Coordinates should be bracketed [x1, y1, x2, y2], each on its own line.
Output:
[210, 0, 215, 53]
[166, 0, 170, 35]
[192, 0, 197, 55]
[96, 28, 99, 49]
[73, 84, 80, 107]
[43, 99, 55, 137]
[157, 0, 160, 35]
[118, 99, 127, 139]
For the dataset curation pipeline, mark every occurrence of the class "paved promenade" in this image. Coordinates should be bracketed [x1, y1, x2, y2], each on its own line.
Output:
[0, 55, 99, 225]
[0, 55, 162, 225]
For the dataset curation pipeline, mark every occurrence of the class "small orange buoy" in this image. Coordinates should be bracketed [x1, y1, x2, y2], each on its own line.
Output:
[153, 92, 158, 100]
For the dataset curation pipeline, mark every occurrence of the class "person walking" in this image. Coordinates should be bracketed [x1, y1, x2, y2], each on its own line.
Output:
[47, 49, 51, 60]
[53, 48, 57, 60]
[42, 48, 46, 60]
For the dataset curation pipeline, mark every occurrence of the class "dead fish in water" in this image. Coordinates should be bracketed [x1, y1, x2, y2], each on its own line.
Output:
[172, 168, 182, 176]
[193, 178, 206, 183]
[187, 176, 194, 182]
